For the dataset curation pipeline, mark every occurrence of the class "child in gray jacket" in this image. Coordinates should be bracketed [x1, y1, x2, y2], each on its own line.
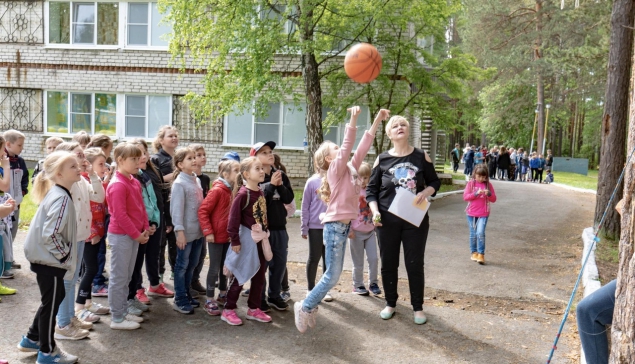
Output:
[18, 151, 81, 364]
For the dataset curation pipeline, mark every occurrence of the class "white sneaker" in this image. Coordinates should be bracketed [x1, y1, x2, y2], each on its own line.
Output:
[54, 324, 89, 341]
[110, 319, 140, 330]
[124, 313, 144, 323]
[86, 302, 110, 315]
[76, 308, 100, 323]
[294, 300, 314, 333]
[323, 292, 334, 302]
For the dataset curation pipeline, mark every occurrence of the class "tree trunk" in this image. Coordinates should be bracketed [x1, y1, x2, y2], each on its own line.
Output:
[299, 4, 324, 176]
[595, 0, 634, 240]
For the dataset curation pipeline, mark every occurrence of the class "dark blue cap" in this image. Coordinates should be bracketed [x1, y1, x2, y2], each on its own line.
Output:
[220, 151, 240, 162]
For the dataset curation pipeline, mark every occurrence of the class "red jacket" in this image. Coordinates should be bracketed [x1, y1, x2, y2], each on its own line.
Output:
[198, 179, 232, 244]
[82, 173, 106, 241]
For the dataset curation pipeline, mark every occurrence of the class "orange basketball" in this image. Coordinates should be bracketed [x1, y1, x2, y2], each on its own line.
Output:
[344, 43, 382, 84]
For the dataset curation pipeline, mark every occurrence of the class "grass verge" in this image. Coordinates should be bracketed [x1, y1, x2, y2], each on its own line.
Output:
[551, 170, 598, 191]
[18, 169, 36, 230]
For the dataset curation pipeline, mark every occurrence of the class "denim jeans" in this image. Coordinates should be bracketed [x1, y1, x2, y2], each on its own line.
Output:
[174, 238, 203, 306]
[467, 216, 488, 254]
[576, 279, 616, 364]
[57, 241, 85, 327]
[303, 221, 350, 311]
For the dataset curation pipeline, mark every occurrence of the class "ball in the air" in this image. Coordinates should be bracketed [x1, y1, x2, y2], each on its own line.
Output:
[344, 43, 383, 84]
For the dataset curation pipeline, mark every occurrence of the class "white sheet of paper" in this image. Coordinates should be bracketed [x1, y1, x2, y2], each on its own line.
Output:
[388, 188, 430, 227]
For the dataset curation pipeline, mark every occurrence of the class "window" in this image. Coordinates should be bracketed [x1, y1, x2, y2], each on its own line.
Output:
[48, 1, 118, 45]
[127, 2, 170, 46]
[259, 5, 294, 34]
[46, 91, 117, 135]
[224, 103, 370, 149]
[45, 91, 171, 138]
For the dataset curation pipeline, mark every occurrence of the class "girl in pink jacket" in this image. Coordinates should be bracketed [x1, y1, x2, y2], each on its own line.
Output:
[463, 164, 497, 265]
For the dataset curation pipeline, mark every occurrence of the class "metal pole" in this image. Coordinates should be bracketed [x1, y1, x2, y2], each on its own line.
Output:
[530, 109, 538, 154]
[542, 105, 551, 155]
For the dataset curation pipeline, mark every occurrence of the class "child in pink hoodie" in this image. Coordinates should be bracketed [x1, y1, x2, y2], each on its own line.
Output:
[463, 164, 497, 265]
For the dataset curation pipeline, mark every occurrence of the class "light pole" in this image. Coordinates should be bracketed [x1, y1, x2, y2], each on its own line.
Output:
[542, 104, 551, 155]
[530, 108, 538, 154]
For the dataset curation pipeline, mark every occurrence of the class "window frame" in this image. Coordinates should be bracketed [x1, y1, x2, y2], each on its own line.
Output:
[44, 1, 171, 51]
[43, 90, 172, 140]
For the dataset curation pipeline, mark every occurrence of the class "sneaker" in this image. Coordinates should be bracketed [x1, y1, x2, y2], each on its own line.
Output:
[221, 309, 243, 326]
[247, 308, 272, 323]
[36, 347, 78, 364]
[0, 271, 14, 279]
[191, 280, 206, 294]
[86, 302, 110, 315]
[323, 291, 334, 302]
[0, 283, 16, 295]
[471, 252, 478, 262]
[173, 301, 194, 314]
[280, 290, 291, 302]
[267, 296, 289, 311]
[11, 262, 21, 269]
[91, 285, 108, 297]
[71, 316, 93, 330]
[414, 311, 428, 325]
[126, 303, 143, 317]
[369, 283, 382, 296]
[204, 301, 221, 316]
[190, 297, 201, 308]
[189, 288, 200, 298]
[75, 309, 99, 324]
[241, 288, 250, 297]
[353, 286, 370, 296]
[216, 294, 227, 306]
[124, 313, 144, 323]
[130, 297, 150, 312]
[17, 335, 40, 352]
[260, 300, 271, 313]
[294, 301, 311, 333]
[54, 324, 89, 341]
[136, 288, 151, 304]
[477, 253, 485, 265]
[147, 283, 174, 298]
[110, 318, 140, 330]
[380, 306, 396, 320]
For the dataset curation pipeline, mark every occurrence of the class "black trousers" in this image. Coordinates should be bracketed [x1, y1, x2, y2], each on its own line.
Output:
[77, 242, 100, 304]
[160, 229, 177, 274]
[144, 223, 163, 287]
[306, 228, 326, 290]
[536, 169, 543, 183]
[376, 212, 429, 311]
[27, 264, 67, 354]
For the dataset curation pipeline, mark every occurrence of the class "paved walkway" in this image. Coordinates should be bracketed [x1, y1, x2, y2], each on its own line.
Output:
[1, 180, 594, 363]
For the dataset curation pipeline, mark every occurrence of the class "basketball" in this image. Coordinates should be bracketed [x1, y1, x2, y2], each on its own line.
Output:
[344, 43, 382, 84]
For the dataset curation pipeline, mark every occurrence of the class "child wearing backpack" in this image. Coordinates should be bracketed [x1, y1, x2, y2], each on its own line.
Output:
[463, 164, 497, 265]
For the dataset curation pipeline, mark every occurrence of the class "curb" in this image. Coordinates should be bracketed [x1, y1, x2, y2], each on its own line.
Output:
[551, 183, 597, 195]
[580, 227, 601, 364]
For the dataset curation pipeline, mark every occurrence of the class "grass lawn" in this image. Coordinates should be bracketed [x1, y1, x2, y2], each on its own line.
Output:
[18, 169, 37, 230]
[551, 170, 598, 190]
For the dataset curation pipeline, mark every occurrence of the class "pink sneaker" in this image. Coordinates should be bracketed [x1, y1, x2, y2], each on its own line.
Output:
[221, 309, 243, 326]
[136, 289, 151, 304]
[204, 301, 221, 316]
[147, 283, 174, 298]
[247, 308, 272, 323]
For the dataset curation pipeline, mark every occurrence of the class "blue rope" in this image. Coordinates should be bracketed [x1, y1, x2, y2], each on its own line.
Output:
[546, 144, 635, 363]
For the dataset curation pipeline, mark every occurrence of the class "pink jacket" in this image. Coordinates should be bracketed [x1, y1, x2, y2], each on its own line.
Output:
[106, 171, 150, 240]
[322, 125, 374, 224]
[463, 180, 497, 218]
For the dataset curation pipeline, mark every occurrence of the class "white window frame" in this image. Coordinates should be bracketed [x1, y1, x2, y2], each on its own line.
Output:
[43, 90, 172, 140]
[44, 1, 171, 51]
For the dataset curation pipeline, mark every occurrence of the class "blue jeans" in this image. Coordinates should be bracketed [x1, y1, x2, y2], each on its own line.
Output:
[57, 241, 85, 327]
[576, 279, 616, 364]
[303, 221, 350, 311]
[467, 216, 488, 254]
[174, 238, 203, 305]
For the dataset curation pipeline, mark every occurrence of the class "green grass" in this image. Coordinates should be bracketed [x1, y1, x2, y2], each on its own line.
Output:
[438, 184, 464, 193]
[550, 170, 598, 190]
[18, 169, 37, 229]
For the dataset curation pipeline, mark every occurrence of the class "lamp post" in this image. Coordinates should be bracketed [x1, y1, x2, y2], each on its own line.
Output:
[530, 108, 539, 154]
[542, 104, 551, 155]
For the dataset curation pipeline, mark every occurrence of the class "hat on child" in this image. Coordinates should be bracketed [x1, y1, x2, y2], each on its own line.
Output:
[220, 151, 241, 162]
[249, 141, 276, 157]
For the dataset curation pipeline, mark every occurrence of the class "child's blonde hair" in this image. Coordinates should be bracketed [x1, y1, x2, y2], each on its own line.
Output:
[129, 138, 161, 177]
[3, 129, 25, 143]
[72, 131, 91, 146]
[358, 162, 372, 177]
[86, 134, 113, 150]
[172, 147, 195, 181]
[113, 142, 142, 164]
[218, 159, 240, 205]
[32, 151, 79, 203]
[153, 125, 179, 153]
[315, 141, 335, 203]
[45, 137, 64, 148]
[236, 157, 261, 188]
[189, 144, 206, 154]
[84, 147, 106, 164]
[55, 141, 81, 153]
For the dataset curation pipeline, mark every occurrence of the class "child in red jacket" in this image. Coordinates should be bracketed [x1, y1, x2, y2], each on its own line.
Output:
[198, 159, 240, 315]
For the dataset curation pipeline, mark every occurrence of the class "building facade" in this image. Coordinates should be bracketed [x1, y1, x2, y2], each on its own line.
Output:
[0, 0, 422, 177]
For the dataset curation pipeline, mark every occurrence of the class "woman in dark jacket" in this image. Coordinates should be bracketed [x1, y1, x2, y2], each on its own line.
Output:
[486, 148, 498, 179]
[496, 147, 511, 180]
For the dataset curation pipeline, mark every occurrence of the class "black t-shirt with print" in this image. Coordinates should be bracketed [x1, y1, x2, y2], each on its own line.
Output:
[366, 148, 441, 212]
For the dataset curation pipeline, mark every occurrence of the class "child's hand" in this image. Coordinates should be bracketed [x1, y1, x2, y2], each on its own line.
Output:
[0, 153, 9, 169]
[232, 245, 241, 253]
[5, 198, 15, 210]
[206, 234, 215, 243]
[271, 170, 283, 186]
[302, 234, 307, 239]
[135, 232, 149, 244]
[348, 106, 361, 120]
[176, 232, 186, 250]
[148, 225, 157, 235]
[348, 231, 356, 239]
[166, 225, 173, 233]
[372, 211, 382, 226]
[91, 236, 101, 245]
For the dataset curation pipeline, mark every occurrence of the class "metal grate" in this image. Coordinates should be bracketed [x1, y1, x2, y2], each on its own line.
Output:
[0, 87, 43, 131]
[0, 1, 43, 44]
[172, 96, 223, 142]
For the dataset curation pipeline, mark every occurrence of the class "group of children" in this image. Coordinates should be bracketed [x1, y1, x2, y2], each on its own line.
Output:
[4, 106, 394, 362]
